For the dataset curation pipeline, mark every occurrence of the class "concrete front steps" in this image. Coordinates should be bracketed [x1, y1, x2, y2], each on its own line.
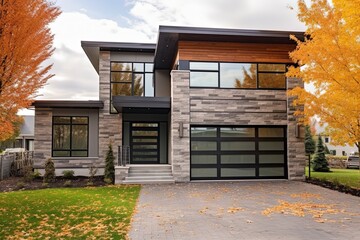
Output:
[122, 164, 175, 184]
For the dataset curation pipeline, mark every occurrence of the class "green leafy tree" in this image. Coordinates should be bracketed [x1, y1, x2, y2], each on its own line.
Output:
[304, 125, 316, 155]
[104, 144, 115, 184]
[312, 135, 330, 172]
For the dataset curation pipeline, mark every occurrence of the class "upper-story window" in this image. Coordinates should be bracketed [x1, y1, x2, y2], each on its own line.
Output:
[189, 62, 286, 89]
[110, 62, 154, 112]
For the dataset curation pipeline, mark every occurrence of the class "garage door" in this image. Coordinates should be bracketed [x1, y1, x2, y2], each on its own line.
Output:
[190, 126, 287, 180]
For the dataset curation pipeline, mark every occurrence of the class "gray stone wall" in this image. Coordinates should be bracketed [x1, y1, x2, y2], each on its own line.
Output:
[33, 109, 52, 168]
[170, 70, 191, 182]
[99, 51, 122, 163]
[170, 70, 305, 181]
[287, 78, 306, 180]
[189, 89, 287, 125]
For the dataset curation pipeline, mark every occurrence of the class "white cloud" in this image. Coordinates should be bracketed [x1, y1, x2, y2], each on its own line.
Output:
[37, 1, 306, 101]
[128, 0, 305, 33]
[37, 12, 152, 100]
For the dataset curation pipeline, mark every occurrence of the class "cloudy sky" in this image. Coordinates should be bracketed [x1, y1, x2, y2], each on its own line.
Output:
[36, 0, 306, 101]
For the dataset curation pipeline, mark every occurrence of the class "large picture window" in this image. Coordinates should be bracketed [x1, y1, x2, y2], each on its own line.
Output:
[110, 62, 154, 113]
[189, 62, 287, 89]
[52, 117, 89, 157]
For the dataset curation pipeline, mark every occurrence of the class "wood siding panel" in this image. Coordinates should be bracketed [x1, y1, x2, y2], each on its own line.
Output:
[178, 41, 295, 63]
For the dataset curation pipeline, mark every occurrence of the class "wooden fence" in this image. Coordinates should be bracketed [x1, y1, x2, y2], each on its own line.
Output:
[0, 151, 34, 180]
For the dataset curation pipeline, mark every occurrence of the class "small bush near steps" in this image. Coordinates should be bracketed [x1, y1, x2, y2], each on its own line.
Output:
[43, 158, 56, 183]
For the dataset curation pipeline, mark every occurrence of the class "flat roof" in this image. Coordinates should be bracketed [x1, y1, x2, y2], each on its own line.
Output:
[32, 100, 104, 109]
[81, 25, 304, 72]
[81, 41, 156, 73]
[154, 25, 304, 69]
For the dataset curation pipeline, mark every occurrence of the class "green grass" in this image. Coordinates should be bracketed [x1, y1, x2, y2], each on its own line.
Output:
[0, 185, 140, 239]
[305, 167, 360, 189]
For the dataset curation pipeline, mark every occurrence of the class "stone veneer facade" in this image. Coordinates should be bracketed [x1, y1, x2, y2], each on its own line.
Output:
[33, 109, 52, 168]
[98, 51, 122, 162]
[170, 70, 305, 181]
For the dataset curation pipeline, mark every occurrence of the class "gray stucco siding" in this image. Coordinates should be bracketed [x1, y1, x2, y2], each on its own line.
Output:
[110, 52, 154, 63]
[33, 108, 100, 169]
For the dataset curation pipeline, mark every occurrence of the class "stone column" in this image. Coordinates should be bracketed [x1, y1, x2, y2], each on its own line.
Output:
[170, 70, 190, 182]
[33, 109, 52, 168]
[287, 77, 306, 180]
[98, 51, 122, 164]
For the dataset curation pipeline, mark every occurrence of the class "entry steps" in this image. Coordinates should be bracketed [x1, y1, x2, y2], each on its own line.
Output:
[123, 164, 175, 184]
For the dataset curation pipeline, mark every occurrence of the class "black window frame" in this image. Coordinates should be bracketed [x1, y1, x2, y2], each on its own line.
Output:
[110, 62, 154, 113]
[52, 116, 89, 157]
[189, 61, 288, 90]
[190, 125, 288, 180]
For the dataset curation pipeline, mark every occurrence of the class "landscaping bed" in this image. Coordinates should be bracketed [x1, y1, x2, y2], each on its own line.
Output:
[306, 177, 360, 197]
[0, 176, 106, 192]
[305, 168, 360, 197]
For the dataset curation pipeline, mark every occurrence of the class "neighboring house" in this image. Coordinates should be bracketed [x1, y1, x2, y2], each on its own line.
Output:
[2, 115, 34, 151]
[322, 135, 357, 157]
[32, 26, 306, 183]
[314, 121, 357, 157]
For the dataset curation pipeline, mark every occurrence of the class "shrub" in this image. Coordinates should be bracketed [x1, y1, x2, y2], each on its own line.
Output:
[62, 170, 75, 179]
[33, 169, 42, 178]
[63, 180, 72, 187]
[88, 165, 98, 185]
[42, 182, 49, 188]
[23, 165, 34, 182]
[104, 144, 115, 184]
[16, 181, 25, 190]
[43, 158, 56, 183]
[326, 155, 347, 168]
[104, 177, 112, 185]
[312, 135, 330, 172]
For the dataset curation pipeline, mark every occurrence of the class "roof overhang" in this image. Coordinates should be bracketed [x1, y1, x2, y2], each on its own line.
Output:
[154, 25, 305, 69]
[32, 100, 104, 109]
[112, 96, 170, 113]
[81, 41, 156, 74]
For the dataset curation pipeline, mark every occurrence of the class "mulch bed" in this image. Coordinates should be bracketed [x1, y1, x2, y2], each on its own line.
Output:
[306, 177, 360, 197]
[0, 176, 106, 192]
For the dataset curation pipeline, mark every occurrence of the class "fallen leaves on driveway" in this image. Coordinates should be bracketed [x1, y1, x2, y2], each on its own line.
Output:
[290, 192, 322, 200]
[227, 207, 244, 214]
[262, 200, 341, 222]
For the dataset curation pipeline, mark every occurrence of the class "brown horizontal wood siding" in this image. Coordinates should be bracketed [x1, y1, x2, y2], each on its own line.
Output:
[178, 41, 295, 63]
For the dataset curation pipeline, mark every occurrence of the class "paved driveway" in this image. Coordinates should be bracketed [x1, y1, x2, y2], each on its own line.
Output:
[129, 181, 360, 240]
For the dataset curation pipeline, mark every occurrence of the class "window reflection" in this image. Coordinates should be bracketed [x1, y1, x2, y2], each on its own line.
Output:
[220, 63, 256, 88]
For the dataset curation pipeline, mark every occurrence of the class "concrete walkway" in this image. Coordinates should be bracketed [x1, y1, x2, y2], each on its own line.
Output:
[129, 181, 360, 240]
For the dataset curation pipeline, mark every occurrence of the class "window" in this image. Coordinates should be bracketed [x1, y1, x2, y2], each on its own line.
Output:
[110, 62, 154, 112]
[324, 137, 329, 143]
[189, 61, 287, 89]
[52, 117, 88, 157]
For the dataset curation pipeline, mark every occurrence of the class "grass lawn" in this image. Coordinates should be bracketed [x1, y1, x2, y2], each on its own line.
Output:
[0, 185, 140, 239]
[305, 167, 360, 189]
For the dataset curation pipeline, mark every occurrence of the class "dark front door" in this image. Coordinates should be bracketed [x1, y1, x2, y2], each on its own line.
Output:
[130, 122, 160, 164]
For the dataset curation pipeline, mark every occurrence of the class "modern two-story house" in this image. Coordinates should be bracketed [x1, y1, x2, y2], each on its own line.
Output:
[32, 26, 306, 183]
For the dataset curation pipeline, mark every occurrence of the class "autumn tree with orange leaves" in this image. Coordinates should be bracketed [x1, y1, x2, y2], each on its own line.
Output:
[288, 0, 360, 153]
[0, 0, 60, 141]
